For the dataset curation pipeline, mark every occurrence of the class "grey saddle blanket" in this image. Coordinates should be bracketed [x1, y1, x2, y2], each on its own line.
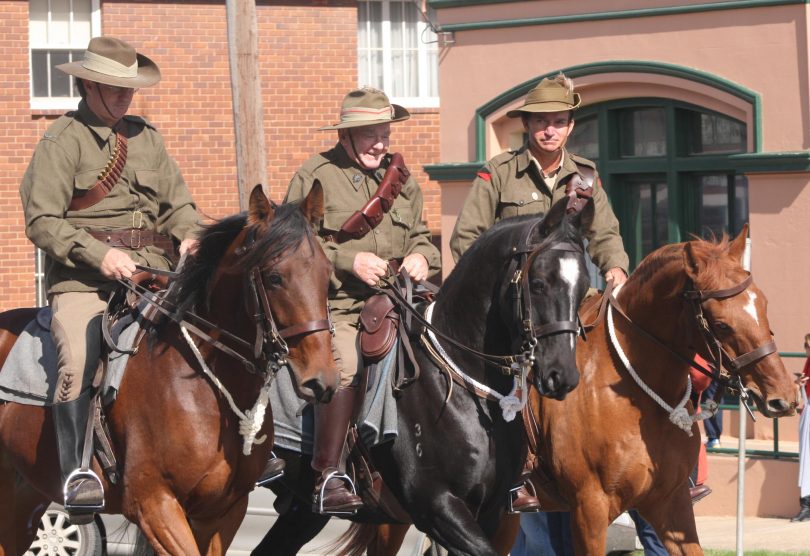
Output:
[0, 307, 138, 406]
[270, 341, 399, 454]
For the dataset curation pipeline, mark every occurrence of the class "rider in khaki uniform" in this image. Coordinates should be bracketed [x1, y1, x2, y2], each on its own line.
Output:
[20, 37, 200, 520]
[451, 73, 629, 513]
[284, 87, 441, 514]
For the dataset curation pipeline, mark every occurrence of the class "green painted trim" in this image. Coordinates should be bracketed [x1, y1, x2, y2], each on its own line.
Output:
[473, 61, 762, 159]
[424, 152, 810, 181]
[429, 0, 523, 7]
[434, 0, 808, 30]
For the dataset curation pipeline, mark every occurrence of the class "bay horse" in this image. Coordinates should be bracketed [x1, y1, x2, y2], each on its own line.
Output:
[252, 198, 594, 556]
[0, 184, 338, 555]
[373, 225, 800, 555]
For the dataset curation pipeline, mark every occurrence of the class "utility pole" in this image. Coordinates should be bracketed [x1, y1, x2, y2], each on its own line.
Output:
[226, 0, 267, 210]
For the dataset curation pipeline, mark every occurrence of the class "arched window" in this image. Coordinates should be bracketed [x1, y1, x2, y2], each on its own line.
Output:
[566, 99, 749, 271]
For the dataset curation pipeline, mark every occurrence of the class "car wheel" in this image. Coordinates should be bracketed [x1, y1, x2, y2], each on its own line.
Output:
[25, 507, 103, 556]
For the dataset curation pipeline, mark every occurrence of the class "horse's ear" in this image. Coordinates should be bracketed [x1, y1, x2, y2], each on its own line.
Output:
[247, 184, 276, 226]
[683, 241, 701, 281]
[534, 197, 568, 240]
[728, 223, 749, 265]
[569, 197, 595, 234]
[300, 180, 325, 228]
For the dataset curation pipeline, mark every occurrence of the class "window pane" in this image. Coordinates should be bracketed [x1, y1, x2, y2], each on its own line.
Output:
[73, 0, 92, 41]
[49, 0, 72, 44]
[733, 175, 749, 236]
[622, 176, 668, 267]
[619, 108, 666, 157]
[50, 50, 72, 97]
[29, 0, 48, 41]
[697, 175, 729, 238]
[567, 115, 598, 160]
[31, 50, 49, 97]
[686, 111, 746, 154]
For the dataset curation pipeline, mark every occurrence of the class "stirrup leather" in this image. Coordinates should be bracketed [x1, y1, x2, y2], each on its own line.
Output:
[314, 469, 359, 516]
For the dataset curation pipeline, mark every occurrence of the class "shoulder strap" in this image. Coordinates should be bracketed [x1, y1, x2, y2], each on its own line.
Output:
[69, 130, 128, 211]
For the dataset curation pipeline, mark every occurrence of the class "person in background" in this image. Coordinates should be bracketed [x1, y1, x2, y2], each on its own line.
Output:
[791, 332, 810, 522]
[20, 36, 200, 521]
[283, 87, 441, 515]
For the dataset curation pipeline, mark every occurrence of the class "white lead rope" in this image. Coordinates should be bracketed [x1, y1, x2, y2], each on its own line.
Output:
[424, 302, 526, 422]
[180, 325, 271, 455]
[606, 291, 709, 435]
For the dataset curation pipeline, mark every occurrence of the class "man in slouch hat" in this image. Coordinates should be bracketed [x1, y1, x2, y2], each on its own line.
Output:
[20, 36, 200, 521]
[283, 87, 441, 514]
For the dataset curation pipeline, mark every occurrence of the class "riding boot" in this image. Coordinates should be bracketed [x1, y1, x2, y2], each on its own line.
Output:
[311, 386, 363, 515]
[255, 453, 286, 486]
[509, 461, 541, 513]
[53, 390, 104, 523]
[791, 496, 810, 522]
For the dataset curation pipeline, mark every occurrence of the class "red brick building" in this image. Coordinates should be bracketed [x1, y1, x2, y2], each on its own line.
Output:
[0, 0, 441, 310]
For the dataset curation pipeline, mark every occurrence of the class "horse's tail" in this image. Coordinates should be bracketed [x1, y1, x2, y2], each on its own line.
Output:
[321, 521, 377, 556]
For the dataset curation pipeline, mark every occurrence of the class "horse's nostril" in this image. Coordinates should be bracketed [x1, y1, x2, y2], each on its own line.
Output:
[767, 398, 790, 414]
[303, 378, 327, 402]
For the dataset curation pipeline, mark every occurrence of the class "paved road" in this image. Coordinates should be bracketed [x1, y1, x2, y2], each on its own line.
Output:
[696, 515, 810, 553]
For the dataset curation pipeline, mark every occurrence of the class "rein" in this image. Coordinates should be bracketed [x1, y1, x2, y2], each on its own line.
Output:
[606, 272, 775, 430]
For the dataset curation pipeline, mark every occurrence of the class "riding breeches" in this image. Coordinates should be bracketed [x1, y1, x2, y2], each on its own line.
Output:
[332, 320, 361, 388]
[49, 291, 108, 403]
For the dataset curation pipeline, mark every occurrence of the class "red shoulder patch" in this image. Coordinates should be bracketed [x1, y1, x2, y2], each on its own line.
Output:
[477, 171, 492, 182]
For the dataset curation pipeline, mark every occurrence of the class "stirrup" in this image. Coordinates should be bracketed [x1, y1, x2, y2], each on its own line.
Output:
[508, 480, 541, 514]
[255, 453, 286, 487]
[314, 469, 359, 516]
[64, 468, 105, 518]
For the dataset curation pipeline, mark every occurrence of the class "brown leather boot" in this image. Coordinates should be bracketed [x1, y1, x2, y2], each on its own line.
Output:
[509, 480, 542, 513]
[311, 386, 363, 515]
[255, 454, 286, 487]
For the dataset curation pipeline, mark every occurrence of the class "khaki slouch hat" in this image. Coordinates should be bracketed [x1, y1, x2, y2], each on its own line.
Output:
[56, 36, 161, 89]
[320, 87, 410, 130]
[507, 74, 581, 118]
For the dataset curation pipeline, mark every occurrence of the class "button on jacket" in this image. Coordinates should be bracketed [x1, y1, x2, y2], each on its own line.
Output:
[20, 101, 200, 294]
[450, 145, 629, 274]
[285, 144, 441, 322]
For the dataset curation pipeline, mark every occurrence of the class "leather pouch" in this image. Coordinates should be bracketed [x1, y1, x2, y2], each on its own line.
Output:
[359, 294, 399, 362]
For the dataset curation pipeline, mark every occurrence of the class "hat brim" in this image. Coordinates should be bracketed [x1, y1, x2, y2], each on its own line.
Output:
[319, 104, 410, 130]
[56, 53, 161, 89]
[506, 94, 582, 118]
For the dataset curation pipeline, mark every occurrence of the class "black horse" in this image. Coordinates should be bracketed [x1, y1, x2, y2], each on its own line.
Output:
[254, 198, 594, 556]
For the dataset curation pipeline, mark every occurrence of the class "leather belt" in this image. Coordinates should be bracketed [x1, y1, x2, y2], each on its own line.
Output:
[87, 229, 174, 252]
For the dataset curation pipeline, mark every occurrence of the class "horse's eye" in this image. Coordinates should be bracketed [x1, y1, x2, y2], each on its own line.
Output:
[530, 279, 546, 292]
[714, 321, 732, 333]
[265, 272, 283, 287]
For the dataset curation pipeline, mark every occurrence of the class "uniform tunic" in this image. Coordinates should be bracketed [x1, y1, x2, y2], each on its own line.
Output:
[285, 144, 441, 324]
[20, 100, 200, 295]
[450, 145, 629, 274]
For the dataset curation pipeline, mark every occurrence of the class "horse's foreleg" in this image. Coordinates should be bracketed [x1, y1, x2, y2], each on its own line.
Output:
[638, 488, 703, 556]
[488, 513, 520, 556]
[135, 491, 203, 556]
[190, 494, 249, 556]
[368, 523, 411, 556]
[569, 495, 611, 556]
[417, 493, 498, 556]
[251, 495, 330, 556]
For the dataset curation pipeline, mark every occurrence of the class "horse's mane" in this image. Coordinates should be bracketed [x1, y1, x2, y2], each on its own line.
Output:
[172, 202, 316, 317]
[624, 233, 735, 297]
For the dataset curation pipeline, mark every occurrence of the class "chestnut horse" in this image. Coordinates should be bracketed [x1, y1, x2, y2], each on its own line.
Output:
[0, 185, 338, 555]
[253, 198, 593, 556]
[373, 226, 799, 555]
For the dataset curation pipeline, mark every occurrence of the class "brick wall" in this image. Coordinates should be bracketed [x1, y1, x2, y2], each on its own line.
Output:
[0, 0, 441, 310]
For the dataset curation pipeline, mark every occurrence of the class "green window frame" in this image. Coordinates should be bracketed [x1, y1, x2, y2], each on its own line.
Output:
[567, 98, 749, 270]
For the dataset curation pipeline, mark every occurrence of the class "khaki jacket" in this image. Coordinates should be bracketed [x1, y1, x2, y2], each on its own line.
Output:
[450, 146, 629, 274]
[285, 144, 440, 322]
[20, 101, 200, 294]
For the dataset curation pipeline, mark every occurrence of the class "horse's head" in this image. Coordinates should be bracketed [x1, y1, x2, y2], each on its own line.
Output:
[682, 225, 798, 417]
[175, 184, 338, 403]
[506, 198, 593, 400]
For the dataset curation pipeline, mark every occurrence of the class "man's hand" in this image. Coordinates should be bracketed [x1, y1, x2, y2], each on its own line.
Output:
[604, 267, 627, 286]
[401, 253, 429, 281]
[179, 238, 199, 256]
[100, 248, 137, 280]
[353, 252, 389, 286]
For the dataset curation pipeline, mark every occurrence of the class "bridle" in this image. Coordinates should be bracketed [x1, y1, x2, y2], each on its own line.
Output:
[118, 227, 334, 377]
[608, 271, 776, 420]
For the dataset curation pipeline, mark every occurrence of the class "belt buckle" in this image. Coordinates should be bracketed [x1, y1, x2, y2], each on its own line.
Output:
[132, 210, 144, 230]
[130, 228, 141, 249]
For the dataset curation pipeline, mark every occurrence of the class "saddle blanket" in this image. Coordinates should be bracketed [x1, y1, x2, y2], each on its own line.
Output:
[0, 307, 138, 406]
[270, 340, 400, 454]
